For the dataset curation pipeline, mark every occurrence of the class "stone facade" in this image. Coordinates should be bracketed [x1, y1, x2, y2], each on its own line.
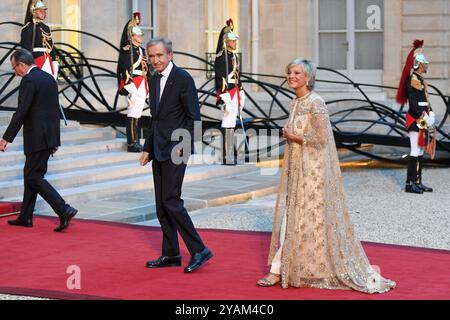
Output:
[1, 0, 449, 96]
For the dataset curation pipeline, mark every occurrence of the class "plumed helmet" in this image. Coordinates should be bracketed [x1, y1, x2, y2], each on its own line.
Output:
[413, 53, 429, 69]
[119, 13, 144, 48]
[133, 12, 141, 25]
[128, 14, 143, 37]
[396, 40, 424, 105]
[215, 19, 239, 54]
[31, 0, 47, 16]
[223, 18, 239, 41]
[34, 0, 47, 10]
[131, 25, 143, 36]
[25, 0, 47, 24]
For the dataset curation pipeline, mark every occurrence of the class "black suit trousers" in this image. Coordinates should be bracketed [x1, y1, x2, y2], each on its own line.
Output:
[19, 149, 67, 220]
[152, 158, 205, 257]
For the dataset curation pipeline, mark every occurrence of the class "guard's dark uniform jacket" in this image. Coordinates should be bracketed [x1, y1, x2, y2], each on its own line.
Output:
[117, 42, 148, 96]
[405, 72, 432, 132]
[20, 20, 56, 61]
[214, 50, 242, 103]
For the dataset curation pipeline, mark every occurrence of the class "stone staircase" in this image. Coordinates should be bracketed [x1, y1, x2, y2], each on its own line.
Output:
[0, 111, 259, 215]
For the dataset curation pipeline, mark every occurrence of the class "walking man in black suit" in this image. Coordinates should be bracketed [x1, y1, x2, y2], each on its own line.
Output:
[140, 37, 213, 273]
[0, 49, 77, 232]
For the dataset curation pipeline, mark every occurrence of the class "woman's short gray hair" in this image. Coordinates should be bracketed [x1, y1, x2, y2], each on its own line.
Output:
[286, 58, 317, 90]
[146, 37, 173, 54]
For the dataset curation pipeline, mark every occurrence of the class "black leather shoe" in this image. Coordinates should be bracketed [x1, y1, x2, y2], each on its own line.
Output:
[184, 247, 213, 273]
[54, 206, 78, 232]
[146, 255, 182, 268]
[417, 183, 433, 192]
[405, 183, 423, 194]
[8, 218, 33, 228]
[127, 143, 143, 153]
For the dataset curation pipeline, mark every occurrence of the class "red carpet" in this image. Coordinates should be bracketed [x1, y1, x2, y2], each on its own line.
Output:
[0, 216, 449, 300]
[0, 202, 21, 217]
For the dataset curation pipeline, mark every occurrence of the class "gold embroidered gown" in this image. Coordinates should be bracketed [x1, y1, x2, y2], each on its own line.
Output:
[267, 91, 396, 293]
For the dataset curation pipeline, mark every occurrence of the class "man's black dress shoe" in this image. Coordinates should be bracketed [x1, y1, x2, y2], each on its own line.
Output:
[146, 256, 182, 268]
[405, 182, 423, 194]
[184, 247, 213, 273]
[417, 182, 433, 192]
[127, 142, 143, 153]
[8, 218, 33, 228]
[54, 206, 78, 232]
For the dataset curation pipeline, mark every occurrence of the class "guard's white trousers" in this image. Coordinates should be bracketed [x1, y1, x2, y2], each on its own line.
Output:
[409, 131, 425, 157]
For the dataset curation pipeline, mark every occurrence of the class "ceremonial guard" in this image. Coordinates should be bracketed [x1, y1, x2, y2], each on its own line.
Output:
[396, 40, 435, 194]
[214, 19, 246, 165]
[117, 13, 149, 153]
[21, 0, 58, 80]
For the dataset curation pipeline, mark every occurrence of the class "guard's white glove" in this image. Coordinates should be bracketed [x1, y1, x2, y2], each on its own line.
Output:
[428, 111, 436, 127]
[52, 61, 59, 81]
[422, 112, 432, 127]
[219, 92, 233, 114]
[239, 90, 246, 111]
[124, 82, 138, 95]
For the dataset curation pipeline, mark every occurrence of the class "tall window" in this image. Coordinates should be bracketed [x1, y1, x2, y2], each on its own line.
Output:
[205, 0, 239, 54]
[205, 0, 239, 78]
[131, 0, 156, 43]
[316, 0, 384, 71]
[46, 0, 80, 49]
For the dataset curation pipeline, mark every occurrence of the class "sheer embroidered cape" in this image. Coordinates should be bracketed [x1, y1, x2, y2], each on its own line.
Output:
[268, 91, 396, 293]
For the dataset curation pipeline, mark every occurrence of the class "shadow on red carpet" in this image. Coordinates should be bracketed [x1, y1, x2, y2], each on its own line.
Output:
[0, 216, 449, 300]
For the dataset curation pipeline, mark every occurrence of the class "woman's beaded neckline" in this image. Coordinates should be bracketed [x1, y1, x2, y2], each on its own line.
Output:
[295, 91, 312, 102]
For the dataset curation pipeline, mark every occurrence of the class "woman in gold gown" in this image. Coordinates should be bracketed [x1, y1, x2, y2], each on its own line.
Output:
[257, 58, 396, 294]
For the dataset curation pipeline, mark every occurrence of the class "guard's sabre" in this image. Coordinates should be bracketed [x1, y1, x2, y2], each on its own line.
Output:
[238, 108, 249, 151]
[59, 103, 68, 126]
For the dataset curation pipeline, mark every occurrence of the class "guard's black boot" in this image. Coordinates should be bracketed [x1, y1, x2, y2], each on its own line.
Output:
[416, 156, 433, 192]
[222, 128, 237, 165]
[126, 117, 143, 153]
[405, 182, 423, 194]
[405, 156, 423, 194]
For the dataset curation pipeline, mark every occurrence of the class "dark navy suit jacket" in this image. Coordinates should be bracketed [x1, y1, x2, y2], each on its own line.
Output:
[3, 67, 61, 154]
[143, 64, 201, 162]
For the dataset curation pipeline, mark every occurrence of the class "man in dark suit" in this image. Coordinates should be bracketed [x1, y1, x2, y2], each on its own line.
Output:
[140, 37, 212, 273]
[0, 49, 77, 232]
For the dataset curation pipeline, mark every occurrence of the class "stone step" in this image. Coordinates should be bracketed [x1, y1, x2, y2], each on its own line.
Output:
[0, 120, 80, 138]
[3, 163, 259, 212]
[0, 152, 222, 181]
[0, 139, 126, 166]
[0, 162, 152, 198]
[4, 127, 116, 151]
[122, 169, 279, 225]
[84, 170, 279, 225]
[0, 151, 140, 181]
[0, 111, 13, 126]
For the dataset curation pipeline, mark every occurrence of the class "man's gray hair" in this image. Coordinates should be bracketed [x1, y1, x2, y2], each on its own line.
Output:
[146, 37, 173, 54]
[286, 58, 317, 90]
[10, 49, 35, 66]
